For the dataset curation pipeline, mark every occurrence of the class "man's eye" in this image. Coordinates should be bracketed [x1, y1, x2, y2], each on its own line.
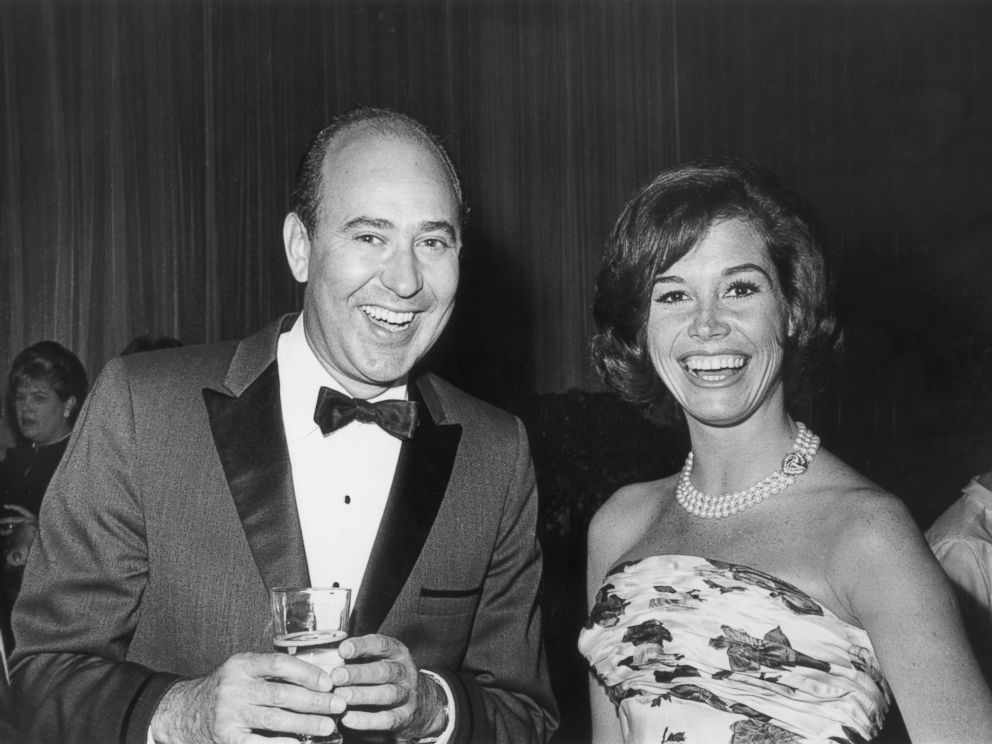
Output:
[420, 238, 449, 251]
[356, 234, 382, 245]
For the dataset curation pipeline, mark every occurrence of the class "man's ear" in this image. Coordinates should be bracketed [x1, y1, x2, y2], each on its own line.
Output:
[284, 212, 311, 283]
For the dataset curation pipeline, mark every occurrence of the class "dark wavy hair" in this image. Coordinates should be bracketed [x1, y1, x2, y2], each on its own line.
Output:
[290, 107, 465, 241]
[591, 157, 840, 423]
[120, 333, 183, 356]
[5, 341, 89, 444]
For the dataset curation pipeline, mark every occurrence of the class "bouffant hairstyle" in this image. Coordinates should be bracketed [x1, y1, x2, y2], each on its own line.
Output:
[592, 157, 839, 422]
[6, 340, 89, 444]
[290, 107, 465, 242]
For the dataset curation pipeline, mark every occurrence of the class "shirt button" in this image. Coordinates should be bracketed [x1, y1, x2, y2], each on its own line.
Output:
[344, 494, 351, 504]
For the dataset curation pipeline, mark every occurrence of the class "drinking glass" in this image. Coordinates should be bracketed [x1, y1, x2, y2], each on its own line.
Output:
[271, 586, 351, 744]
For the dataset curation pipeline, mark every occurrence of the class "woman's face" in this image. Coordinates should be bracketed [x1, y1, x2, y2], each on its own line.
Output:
[14, 378, 74, 445]
[646, 217, 792, 427]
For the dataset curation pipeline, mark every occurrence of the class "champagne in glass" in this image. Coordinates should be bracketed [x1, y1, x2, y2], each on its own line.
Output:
[271, 586, 351, 744]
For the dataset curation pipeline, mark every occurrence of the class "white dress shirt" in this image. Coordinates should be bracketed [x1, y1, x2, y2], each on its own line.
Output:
[278, 317, 454, 743]
[278, 317, 405, 608]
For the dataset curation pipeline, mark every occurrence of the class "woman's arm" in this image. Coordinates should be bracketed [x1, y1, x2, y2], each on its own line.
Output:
[836, 493, 992, 743]
[585, 495, 633, 744]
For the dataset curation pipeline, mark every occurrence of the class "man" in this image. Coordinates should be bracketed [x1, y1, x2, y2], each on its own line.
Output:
[927, 473, 992, 687]
[9, 108, 558, 744]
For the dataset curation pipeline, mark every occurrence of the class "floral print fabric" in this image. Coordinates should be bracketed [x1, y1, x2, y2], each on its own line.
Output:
[578, 555, 890, 743]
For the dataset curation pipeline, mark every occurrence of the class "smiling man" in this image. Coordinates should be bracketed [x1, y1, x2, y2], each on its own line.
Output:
[9, 108, 558, 744]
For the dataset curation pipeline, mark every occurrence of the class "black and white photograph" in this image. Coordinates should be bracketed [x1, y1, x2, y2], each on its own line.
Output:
[1, 1, 991, 742]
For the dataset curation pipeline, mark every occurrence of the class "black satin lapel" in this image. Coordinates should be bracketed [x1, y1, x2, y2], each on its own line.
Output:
[203, 362, 310, 593]
[350, 385, 462, 636]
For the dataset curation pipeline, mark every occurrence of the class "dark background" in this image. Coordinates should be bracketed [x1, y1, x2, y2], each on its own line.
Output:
[2, 1, 991, 741]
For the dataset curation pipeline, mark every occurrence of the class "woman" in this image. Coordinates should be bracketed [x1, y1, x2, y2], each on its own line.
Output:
[579, 159, 992, 743]
[0, 341, 88, 648]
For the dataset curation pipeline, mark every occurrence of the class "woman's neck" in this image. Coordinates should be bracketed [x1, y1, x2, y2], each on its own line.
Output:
[684, 407, 799, 496]
[32, 430, 72, 449]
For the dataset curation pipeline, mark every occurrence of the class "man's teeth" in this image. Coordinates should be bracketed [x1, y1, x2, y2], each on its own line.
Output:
[684, 355, 747, 372]
[361, 305, 414, 326]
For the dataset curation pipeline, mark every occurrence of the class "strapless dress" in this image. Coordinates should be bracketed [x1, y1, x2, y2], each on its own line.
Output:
[578, 555, 890, 743]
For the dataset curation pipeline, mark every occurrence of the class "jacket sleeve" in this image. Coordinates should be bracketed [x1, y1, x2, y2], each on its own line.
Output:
[8, 358, 181, 744]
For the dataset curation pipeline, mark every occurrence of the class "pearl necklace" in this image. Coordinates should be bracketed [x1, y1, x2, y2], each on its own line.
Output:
[675, 422, 820, 519]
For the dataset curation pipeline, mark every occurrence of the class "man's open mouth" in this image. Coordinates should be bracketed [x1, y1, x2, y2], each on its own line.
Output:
[360, 304, 415, 329]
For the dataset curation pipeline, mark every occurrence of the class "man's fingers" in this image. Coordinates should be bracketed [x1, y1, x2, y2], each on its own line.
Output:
[340, 633, 406, 660]
[340, 707, 405, 732]
[257, 678, 345, 716]
[336, 680, 409, 708]
[244, 703, 340, 740]
[332, 658, 412, 687]
[242, 652, 334, 692]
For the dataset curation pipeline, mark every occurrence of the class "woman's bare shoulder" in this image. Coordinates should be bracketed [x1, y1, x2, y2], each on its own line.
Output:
[591, 474, 677, 527]
[587, 475, 678, 564]
[810, 450, 928, 570]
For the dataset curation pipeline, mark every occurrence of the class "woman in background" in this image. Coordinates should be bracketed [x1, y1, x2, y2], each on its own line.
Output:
[0, 341, 88, 649]
[579, 159, 992, 743]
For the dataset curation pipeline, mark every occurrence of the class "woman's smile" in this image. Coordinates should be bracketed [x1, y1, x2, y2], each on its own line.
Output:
[680, 353, 750, 383]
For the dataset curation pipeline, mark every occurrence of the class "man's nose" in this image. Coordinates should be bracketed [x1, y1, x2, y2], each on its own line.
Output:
[688, 301, 730, 341]
[381, 245, 424, 298]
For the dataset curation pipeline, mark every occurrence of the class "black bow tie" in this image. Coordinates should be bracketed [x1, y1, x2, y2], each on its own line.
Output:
[313, 387, 420, 440]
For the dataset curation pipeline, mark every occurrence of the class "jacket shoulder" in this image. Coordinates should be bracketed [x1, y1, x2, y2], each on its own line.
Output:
[417, 373, 520, 436]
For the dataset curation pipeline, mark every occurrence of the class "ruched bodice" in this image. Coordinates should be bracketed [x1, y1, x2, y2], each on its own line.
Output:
[579, 555, 890, 743]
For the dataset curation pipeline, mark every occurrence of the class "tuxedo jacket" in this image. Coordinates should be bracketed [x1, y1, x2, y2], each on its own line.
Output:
[9, 317, 558, 744]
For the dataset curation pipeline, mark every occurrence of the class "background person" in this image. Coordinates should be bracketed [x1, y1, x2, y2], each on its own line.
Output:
[0, 341, 88, 652]
[579, 158, 992, 743]
[120, 334, 184, 356]
[9, 108, 557, 744]
[926, 473, 992, 687]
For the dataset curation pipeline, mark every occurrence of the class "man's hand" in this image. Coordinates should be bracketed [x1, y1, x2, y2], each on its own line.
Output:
[150, 652, 344, 743]
[0, 503, 38, 527]
[1, 504, 39, 566]
[334, 634, 448, 741]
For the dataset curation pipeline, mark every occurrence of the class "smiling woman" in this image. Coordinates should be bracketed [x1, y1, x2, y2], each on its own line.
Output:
[580, 158, 992, 744]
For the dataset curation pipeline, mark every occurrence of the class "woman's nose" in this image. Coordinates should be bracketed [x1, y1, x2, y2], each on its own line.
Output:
[688, 302, 730, 341]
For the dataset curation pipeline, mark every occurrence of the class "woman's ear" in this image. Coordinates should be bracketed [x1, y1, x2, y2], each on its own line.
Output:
[63, 395, 77, 418]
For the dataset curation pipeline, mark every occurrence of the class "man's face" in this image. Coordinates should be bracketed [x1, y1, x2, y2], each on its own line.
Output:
[285, 131, 461, 399]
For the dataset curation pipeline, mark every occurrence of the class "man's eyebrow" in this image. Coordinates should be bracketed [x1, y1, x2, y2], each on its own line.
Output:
[342, 216, 394, 231]
[420, 220, 457, 239]
[340, 217, 457, 239]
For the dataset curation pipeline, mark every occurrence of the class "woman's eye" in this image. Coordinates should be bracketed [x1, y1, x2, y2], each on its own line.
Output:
[655, 290, 688, 304]
[725, 280, 760, 298]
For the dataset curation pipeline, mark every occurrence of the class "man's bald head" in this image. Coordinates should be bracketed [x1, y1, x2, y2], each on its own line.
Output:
[290, 108, 464, 242]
